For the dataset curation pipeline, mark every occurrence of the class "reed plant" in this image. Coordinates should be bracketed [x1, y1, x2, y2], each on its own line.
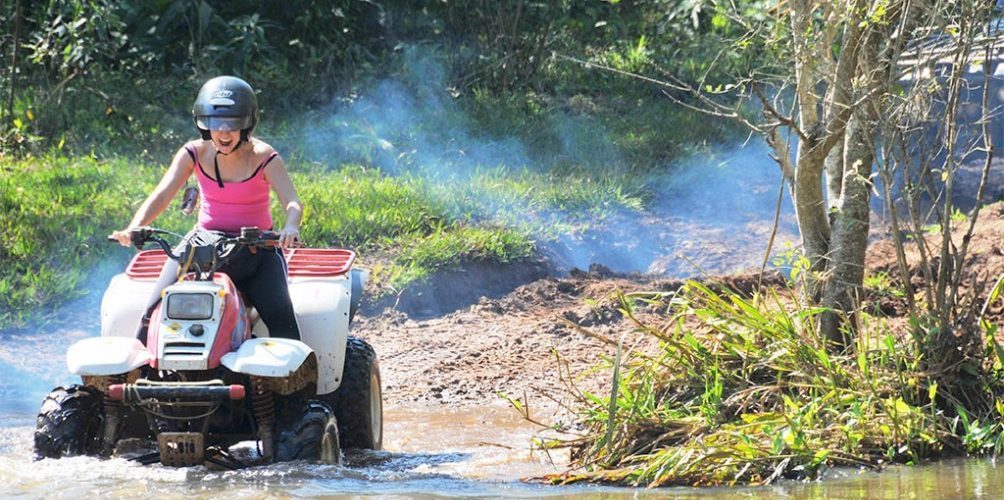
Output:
[549, 281, 1004, 487]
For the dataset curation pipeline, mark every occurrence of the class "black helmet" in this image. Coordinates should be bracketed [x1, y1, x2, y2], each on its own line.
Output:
[193, 76, 257, 141]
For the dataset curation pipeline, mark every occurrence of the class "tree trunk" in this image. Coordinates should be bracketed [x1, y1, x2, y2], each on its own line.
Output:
[792, 146, 831, 301]
[818, 21, 889, 347]
[820, 109, 877, 345]
[825, 144, 843, 217]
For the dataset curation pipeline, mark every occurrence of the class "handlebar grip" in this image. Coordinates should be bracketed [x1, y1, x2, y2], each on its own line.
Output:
[261, 232, 282, 248]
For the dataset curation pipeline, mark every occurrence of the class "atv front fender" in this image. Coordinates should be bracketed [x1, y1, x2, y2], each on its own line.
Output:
[220, 338, 314, 377]
[67, 337, 152, 376]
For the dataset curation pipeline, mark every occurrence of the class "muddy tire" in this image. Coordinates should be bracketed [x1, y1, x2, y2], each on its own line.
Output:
[276, 400, 341, 464]
[34, 385, 105, 459]
[330, 336, 382, 450]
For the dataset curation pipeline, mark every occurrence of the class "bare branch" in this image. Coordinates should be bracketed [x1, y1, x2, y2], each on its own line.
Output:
[766, 125, 796, 182]
[819, 0, 870, 148]
[753, 84, 808, 142]
[789, 0, 821, 130]
[818, 0, 841, 82]
[553, 52, 767, 134]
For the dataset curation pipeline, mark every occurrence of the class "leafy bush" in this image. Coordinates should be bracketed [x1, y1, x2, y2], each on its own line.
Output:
[2, 0, 749, 159]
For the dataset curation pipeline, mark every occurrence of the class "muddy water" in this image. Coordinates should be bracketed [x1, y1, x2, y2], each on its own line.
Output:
[3, 330, 1004, 498]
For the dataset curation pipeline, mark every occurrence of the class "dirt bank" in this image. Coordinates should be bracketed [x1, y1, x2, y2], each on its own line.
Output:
[354, 264, 786, 411]
[355, 200, 1004, 413]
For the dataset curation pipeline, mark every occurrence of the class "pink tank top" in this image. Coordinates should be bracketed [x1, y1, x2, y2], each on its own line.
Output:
[186, 145, 276, 234]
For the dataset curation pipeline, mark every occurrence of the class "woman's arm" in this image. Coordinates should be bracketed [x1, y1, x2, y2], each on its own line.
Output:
[111, 145, 196, 246]
[263, 154, 303, 249]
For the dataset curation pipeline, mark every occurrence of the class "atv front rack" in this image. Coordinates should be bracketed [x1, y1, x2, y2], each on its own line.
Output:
[126, 248, 355, 279]
[108, 379, 254, 469]
[108, 380, 246, 403]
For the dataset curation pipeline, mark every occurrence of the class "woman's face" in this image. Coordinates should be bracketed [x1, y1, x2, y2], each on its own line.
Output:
[210, 129, 240, 154]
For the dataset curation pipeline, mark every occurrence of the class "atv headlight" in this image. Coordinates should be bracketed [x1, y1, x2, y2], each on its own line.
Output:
[166, 293, 214, 320]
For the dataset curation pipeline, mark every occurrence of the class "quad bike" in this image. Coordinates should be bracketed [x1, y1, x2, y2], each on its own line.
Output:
[33, 226, 382, 468]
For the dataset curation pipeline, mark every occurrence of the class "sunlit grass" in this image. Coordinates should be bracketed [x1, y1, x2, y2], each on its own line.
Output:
[0, 154, 186, 326]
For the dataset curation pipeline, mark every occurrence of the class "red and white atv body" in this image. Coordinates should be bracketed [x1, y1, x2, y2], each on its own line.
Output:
[35, 228, 382, 468]
[76, 247, 354, 391]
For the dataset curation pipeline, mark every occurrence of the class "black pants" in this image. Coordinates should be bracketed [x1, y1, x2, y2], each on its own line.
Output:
[218, 246, 301, 340]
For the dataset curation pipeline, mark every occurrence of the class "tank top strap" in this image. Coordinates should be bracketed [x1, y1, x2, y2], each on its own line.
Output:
[186, 144, 219, 184]
[244, 152, 279, 181]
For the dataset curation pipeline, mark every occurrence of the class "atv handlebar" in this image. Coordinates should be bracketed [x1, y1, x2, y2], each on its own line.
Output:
[107, 227, 283, 278]
[107, 227, 280, 249]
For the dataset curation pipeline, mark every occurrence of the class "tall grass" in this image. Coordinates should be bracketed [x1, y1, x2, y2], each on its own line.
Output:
[549, 282, 1004, 487]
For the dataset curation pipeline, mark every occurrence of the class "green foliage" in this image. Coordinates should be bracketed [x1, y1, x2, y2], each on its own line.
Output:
[0, 0, 751, 327]
[551, 282, 1004, 487]
[295, 162, 644, 293]
[864, 272, 905, 299]
[2, 0, 752, 158]
[25, 0, 129, 77]
[295, 166, 445, 248]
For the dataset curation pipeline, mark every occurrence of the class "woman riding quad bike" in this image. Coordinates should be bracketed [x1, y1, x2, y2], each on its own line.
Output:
[111, 75, 302, 342]
[34, 77, 381, 467]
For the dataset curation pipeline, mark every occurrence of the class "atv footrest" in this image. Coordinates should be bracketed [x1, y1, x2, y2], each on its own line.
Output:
[158, 432, 204, 467]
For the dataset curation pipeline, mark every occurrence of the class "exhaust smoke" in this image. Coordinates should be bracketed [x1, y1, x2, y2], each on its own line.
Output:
[284, 48, 799, 277]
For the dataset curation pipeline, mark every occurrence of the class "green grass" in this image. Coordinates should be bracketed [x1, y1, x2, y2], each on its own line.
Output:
[0, 154, 188, 326]
[0, 57, 734, 330]
[864, 272, 906, 299]
[546, 282, 1004, 487]
[296, 163, 645, 292]
[1, 154, 646, 329]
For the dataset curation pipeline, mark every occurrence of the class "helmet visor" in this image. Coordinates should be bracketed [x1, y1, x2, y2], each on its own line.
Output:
[197, 115, 251, 132]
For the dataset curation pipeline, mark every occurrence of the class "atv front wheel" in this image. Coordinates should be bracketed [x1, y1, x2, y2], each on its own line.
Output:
[276, 400, 341, 464]
[330, 336, 382, 450]
[34, 385, 105, 459]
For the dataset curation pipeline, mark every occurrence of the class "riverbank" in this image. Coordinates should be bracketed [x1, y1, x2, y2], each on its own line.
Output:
[350, 199, 1004, 488]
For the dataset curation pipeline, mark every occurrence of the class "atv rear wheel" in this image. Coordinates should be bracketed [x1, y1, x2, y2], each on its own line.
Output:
[330, 336, 382, 450]
[34, 385, 105, 458]
[275, 400, 341, 464]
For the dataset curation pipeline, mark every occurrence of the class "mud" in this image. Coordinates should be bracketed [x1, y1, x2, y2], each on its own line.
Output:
[866, 200, 1004, 326]
[354, 263, 788, 411]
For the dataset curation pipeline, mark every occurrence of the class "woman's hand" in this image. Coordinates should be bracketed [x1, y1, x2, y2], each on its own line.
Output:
[277, 227, 300, 249]
[111, 229, 134, 247]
